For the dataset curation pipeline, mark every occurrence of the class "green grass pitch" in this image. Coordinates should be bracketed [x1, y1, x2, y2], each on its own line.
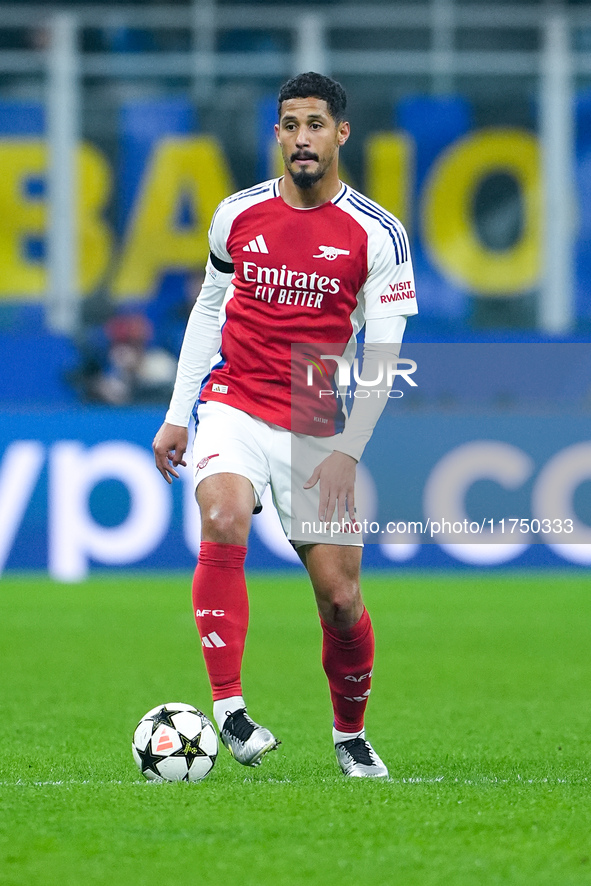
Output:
[1, 570, 590, 885]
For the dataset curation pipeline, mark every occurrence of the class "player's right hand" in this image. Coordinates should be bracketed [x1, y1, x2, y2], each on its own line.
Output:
[152, 422, 188, 483]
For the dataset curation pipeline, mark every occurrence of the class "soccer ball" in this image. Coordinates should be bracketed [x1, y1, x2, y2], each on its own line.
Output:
[132, 702, 218, 783]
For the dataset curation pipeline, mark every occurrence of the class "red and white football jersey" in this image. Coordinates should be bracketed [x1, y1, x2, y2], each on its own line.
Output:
[198, 179, 417, 435]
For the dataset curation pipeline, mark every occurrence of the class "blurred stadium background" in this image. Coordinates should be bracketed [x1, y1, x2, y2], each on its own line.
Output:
[1, 0, 590, 578]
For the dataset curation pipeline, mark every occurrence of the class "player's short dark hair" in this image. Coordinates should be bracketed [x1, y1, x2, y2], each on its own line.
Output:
[277, 72, 347, 123]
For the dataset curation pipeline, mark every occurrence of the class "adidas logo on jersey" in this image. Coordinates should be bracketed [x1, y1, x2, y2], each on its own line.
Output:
[243, 234, 269, 254]
[201, 631, 226, 648]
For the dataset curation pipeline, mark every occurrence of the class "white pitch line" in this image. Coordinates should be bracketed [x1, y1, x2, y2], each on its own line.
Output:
[396, 776, 587, 785]
[0, 776, 587, 787]
[0, 779, 144, 787]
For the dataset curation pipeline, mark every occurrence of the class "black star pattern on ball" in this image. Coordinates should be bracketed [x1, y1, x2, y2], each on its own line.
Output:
[173, 734, 207, 762]
[149, 706, 178, 730]
[135, 740, 163, 779]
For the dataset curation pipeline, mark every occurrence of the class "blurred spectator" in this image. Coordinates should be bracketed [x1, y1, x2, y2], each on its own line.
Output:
[69, 310, 177, 405]
[68, 266, 204, 405]
[145, 268, 204, 357]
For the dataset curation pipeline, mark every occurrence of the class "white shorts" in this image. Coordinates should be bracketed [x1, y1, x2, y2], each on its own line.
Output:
[192, 401, 362, 546]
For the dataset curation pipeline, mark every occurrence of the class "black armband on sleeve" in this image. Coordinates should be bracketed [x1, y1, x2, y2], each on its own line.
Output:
[209, 251, 234, 274]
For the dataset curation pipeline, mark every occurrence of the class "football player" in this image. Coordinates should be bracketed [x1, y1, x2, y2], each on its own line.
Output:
[153, 72, 417, 777]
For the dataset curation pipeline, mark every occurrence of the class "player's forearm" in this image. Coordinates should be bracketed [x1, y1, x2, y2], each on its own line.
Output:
[334, 315, 407, 462]
[165, 300, 221, 426]
[165, 263, 231, 426]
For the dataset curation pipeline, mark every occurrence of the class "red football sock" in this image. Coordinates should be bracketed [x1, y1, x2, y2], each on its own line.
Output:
[192, 541, 249, 701]
[320, 608, 375, 733]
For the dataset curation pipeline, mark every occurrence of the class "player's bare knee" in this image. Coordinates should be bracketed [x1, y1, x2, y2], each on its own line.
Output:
[200, 506, 251, 545]
[316, 586, 363, 629]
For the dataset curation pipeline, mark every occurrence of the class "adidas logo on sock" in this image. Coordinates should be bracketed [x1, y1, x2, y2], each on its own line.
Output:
[202, 631, 226, 648]
[242, 234, 269, 254]
[344, 689, 371, 702]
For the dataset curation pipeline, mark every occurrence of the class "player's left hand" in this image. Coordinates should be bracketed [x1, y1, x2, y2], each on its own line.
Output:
[304, 450, 357, 523]
[152, 421, 188, 484]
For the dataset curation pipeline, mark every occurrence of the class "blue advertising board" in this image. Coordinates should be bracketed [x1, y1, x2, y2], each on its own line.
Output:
[1, 396, 589, 579]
